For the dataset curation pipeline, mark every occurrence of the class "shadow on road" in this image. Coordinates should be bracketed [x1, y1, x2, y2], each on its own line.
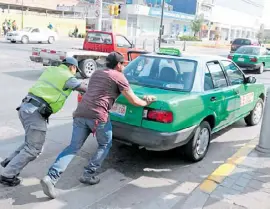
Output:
[3, 70, 43, 81]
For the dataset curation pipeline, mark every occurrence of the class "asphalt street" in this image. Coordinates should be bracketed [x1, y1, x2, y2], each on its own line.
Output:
[0, 38, 269, 208]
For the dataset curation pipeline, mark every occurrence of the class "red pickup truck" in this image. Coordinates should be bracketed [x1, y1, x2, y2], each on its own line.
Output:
[30, 30, 143, 78]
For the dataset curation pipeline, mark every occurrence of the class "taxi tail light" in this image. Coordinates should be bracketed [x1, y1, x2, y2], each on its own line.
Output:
[146, 109, 173, 123]
[228, 54, 233, 60]
[250, 57, 257, 62]
[78, 93, 83, 103]
[32, 52, 38, 56]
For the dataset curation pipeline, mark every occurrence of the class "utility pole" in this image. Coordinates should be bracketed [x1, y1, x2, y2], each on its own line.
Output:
[158, 0, 165, 48]
[21, 0, 24, 29]
[256, 88, 270, 154]
[95, 0, 103, 30]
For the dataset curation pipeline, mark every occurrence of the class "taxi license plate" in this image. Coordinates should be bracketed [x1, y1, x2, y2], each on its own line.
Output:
[238, 58, 244, 62]
[110, 103, 126, 117]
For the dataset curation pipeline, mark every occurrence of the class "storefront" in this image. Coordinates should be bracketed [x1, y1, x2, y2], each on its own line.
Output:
[124, 4, 195, 37]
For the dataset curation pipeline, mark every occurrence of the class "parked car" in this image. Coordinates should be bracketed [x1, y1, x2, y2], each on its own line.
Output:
[230, 38, 260, 53]
[161, 34, 177, 44]
[78, 51, 265, 162]
[6, 27, 58, 44]
[228, 46, 270, 74]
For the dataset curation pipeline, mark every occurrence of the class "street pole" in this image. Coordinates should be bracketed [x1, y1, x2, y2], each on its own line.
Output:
[21, 0, 24, 29]
[158, 0, 165, 48]
[256, 88, 270, 154]
[95, 0, 103, 31]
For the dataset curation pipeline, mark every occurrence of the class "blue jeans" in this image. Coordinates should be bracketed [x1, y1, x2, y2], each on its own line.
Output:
[47, 117, 112, 184]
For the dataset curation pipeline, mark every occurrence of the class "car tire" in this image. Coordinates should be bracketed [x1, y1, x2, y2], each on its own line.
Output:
[258, 63, 264, 74]
[21, 36, 29, 44]
[184, 121, 211, 162]
[244, 98, 264, 126]
[48, 36, 55, 44]
[11, 41, 16, 43]
[79, 59, 97, 78]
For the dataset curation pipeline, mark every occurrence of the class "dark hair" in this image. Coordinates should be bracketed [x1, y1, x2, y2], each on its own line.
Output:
[106, 61, 118, 69]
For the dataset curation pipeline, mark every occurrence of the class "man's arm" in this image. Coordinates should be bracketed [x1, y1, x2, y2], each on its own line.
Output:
[121, 89, 156, 107]
[64, 77, 87, 93]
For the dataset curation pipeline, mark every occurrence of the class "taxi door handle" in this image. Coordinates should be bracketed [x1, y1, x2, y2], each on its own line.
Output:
[234, 90, 240, 95]
[210, 97, 216, 102]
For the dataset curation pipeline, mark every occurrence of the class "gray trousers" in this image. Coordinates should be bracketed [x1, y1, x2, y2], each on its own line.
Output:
[2, 103, 47, 178]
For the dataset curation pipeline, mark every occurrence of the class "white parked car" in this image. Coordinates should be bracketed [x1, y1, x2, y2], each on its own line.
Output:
[6, 27, 58, 44]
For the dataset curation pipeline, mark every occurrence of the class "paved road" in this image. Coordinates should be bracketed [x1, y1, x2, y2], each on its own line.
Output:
[0, 38, 268, 208]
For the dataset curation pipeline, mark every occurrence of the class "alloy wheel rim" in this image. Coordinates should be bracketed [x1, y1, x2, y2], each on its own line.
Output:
[85, 62, 95, 77]
[253, 102, 263, 124]
[196, 127, 210, 156]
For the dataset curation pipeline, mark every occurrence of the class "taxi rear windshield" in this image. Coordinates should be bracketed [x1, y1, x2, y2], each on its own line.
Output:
[235, 46, 260, 55]
[124, 56, 197, 91]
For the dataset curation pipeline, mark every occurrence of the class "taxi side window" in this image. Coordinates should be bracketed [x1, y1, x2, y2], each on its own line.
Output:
[221, 60, 244, 85]
[206, 61, 228, 88]
[204, 67, 214, 91]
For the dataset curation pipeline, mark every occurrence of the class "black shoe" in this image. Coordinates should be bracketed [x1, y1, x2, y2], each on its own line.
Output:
[79, 173, 100, 185]
[0, 175, 21, 187]
[1, 159, 10, 168]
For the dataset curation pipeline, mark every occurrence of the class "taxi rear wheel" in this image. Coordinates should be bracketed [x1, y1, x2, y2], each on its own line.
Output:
[185, 121, 211, 162]
[258, 64, 264, 74]
[245, 98, 264, 126]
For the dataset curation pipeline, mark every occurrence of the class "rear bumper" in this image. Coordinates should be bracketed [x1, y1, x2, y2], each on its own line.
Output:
[30, 56, 42, 63]
[29, 56, 61, 66]
[235, 62, 260, 69]
[112, 121, 197, 151]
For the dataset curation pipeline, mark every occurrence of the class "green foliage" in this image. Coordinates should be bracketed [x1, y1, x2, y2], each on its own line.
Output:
[191, 16, 204, 37]
[179, 35, 201, 41]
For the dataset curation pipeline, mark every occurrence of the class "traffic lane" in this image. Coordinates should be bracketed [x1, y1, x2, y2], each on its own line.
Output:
[0, 38, 84, 57]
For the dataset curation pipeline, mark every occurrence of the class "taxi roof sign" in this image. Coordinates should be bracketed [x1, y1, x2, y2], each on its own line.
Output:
[157, 48, 181, 56]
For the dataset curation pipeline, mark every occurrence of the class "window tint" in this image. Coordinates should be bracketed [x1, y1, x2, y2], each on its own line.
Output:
[206, 61, 227, 88]
[116, 35, 131, 48]
[221, 60, 244, 85]
[236, 47, 260, 55]
[32, 28, 40, 33]
[204, 67, 214, 91]
[233, 39, 251, 45]
[87, 32, 112, 44]
[124, 56, 197, 91]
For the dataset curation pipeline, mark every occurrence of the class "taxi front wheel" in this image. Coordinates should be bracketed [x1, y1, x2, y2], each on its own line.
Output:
[245, 98, 264, 126]
[184, 121, 211, 162]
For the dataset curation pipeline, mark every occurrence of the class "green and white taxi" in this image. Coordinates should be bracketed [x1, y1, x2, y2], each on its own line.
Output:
[110, 52, 265, 162]
[228, 45, 270, 74]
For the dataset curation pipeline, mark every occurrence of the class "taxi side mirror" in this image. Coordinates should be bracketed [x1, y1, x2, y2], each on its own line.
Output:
[245, 76, 256, 84]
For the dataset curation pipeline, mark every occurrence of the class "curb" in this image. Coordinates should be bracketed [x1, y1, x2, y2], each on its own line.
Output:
[199, 138, 258, 194]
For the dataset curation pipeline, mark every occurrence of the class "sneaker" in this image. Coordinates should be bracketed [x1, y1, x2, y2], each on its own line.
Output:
[1, 159, 10, 168]
[40, 176, 57, 199]
[0, 175, 21, 187]
[79, 173, 100, 185]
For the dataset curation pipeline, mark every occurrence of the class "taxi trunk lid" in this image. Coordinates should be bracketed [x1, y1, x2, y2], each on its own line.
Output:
[110, 84, 188, 129]
[232, 53, 258, 64]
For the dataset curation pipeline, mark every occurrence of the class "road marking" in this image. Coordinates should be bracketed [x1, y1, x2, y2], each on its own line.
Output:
[199, 138, 257, 194]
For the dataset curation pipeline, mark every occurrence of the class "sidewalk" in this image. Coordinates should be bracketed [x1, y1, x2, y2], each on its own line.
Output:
[177, 138, 270, 209]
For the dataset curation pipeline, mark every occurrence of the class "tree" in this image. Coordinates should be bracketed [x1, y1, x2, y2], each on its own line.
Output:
[191, 16, 204, 37]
